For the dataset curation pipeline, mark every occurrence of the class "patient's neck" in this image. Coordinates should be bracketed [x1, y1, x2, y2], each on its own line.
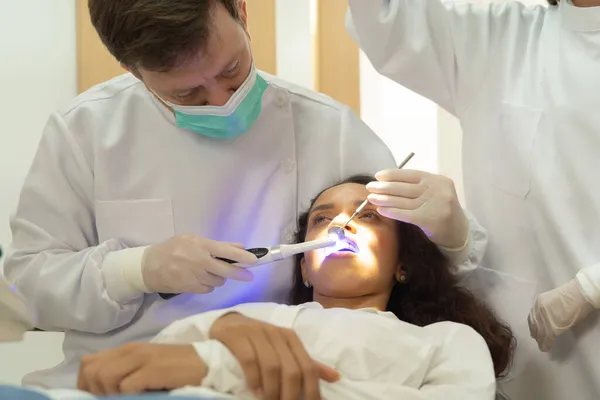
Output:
[313, 292, 389, 311]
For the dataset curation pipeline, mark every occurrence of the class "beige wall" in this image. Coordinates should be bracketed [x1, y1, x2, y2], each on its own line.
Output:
[314, 0, 360, 115]
[76, 0, 124, 93]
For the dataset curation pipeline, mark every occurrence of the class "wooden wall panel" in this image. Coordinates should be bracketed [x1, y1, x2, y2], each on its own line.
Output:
[246, 0, 277, 75]
[76, 0, 277, 94]
[76, 0, 124, 93]
[314, 0, 360, 115]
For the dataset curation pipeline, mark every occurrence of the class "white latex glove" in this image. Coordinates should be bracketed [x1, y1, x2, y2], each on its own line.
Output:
[141, 235, 258, 294]
[366, 169, 469, 249]
[527, 279, 595, 352]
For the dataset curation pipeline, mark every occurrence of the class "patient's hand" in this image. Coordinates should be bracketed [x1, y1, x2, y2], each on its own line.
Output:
[77, 343, 206, 395]
[210, 312, 339, 400]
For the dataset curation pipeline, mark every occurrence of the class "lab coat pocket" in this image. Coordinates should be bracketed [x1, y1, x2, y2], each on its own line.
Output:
[492, 104, 542, 199]
[95, 198, 175, 247]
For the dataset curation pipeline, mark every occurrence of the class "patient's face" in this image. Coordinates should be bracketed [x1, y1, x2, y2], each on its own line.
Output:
[302, 183, 401, 298]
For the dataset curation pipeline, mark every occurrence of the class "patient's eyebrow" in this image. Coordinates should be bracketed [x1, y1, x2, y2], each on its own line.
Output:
[310, 200, 367, 215]
[310, 203, 334, 214]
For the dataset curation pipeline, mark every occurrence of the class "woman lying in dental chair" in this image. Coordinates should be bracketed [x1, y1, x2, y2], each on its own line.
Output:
[69, 175, 515, 400]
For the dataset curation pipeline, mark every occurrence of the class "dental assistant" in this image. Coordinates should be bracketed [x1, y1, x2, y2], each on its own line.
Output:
[1, 0, 486, 390]
[346, 0, 600, 399]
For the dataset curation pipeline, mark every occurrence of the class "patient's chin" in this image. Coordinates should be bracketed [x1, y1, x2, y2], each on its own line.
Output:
[313, 257, 379, 291]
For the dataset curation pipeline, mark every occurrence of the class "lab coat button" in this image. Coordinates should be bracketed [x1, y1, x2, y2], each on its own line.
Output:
[281, 159, 295, 173]
[276, 92, 288, 108]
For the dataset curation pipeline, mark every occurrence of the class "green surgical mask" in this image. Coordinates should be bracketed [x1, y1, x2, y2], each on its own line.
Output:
[160, 65, 269, 139]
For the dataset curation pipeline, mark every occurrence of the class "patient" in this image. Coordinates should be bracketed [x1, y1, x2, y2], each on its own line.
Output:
[65, 175, 513, 399]
[148, 175, 515, 399]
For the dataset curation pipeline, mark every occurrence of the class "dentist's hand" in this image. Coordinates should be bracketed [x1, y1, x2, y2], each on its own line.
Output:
[528, 279, 595, 352]
[366, 169, 469, 249]
[142, 235, 258, 294]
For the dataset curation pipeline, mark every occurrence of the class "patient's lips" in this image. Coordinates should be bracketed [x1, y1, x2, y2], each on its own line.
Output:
[330, 237, 359, 256]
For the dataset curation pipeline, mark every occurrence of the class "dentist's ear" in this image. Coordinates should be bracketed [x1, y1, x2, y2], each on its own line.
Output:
[239, 0, 248, 26]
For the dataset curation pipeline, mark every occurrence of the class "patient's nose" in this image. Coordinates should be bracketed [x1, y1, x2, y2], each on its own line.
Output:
[330, 214, 357, 234]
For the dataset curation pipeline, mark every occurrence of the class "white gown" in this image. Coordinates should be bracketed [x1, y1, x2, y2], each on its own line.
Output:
[2, 303, 495, 399]
[347, 0, 600, 399]
[152, 302, 497, 400]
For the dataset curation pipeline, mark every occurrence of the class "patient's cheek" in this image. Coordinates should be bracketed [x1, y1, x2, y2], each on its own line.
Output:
[304, 251, 321, 270]
[372, 235, 395, 257]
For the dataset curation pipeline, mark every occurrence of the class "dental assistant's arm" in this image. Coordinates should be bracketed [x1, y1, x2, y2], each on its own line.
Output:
[575, 264, 600, 308]
[3, 113, 144, 334]
[340, 106, 486, 276]
[443, 209, 487, 279]
[346, 0, 541, 115]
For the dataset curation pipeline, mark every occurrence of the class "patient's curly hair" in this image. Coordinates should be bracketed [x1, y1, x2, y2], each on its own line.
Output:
[290, 175, 515, 378]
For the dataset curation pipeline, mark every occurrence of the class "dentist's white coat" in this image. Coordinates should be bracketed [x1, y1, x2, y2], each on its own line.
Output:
[347, 0, 600, 399]
[0, 275, 32, 342]
[2, 71, 486, 388]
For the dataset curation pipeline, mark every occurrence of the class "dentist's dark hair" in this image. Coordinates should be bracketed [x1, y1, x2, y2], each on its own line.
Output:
[88, 0, 243, 71]
[290, 175, 515, 378]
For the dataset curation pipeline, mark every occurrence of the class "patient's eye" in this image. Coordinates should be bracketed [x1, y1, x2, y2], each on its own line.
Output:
[359, 210, 379, 220]
[310, 214, 331, 225]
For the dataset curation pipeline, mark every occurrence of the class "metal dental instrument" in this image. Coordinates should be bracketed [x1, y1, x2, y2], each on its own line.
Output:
[338, 152, 415, 231]
[327, 226, 345, 241]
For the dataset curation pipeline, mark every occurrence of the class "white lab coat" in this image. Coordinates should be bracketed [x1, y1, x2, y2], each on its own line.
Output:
[151, 302, 497, 400]
[0, 275, 32, 342]
[347, 0, 600, 399]
[1, 71, 487, 388]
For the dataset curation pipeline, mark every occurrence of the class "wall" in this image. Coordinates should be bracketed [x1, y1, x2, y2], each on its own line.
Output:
[0, 0, 78, 247]
[275, 0, 315, 89]
[0, 0, 75, 385]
